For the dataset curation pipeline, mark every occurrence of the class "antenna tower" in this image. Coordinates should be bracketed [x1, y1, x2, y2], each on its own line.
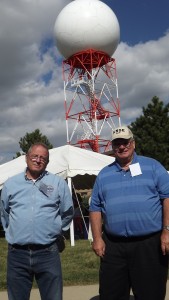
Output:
[63, 48, 121, 153]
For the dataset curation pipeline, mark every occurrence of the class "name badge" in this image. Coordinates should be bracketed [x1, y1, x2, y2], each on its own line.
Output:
[129, 163, 142, 177]
[39, 183, 54, 196]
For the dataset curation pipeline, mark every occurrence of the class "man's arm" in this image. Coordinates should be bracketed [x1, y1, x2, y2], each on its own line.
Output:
[161, 198, 169, 255]
[59, 179, 74, 231]
[89, 211, 105, 257]
[0, 185, 9, 231]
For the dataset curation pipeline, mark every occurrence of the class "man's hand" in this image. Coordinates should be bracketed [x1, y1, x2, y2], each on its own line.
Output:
[92, 238, 105, 257]
[161, 230, 169, 255]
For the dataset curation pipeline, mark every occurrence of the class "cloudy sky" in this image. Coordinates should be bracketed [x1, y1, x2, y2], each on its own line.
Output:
[0, 0, 169, 163]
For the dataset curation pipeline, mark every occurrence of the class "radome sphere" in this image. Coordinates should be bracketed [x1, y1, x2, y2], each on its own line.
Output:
[54, 0, 120, 59]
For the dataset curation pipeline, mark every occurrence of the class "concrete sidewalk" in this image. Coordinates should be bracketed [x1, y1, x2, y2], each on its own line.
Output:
[0, 285, 99, 300]
[1, 282, 169, 300]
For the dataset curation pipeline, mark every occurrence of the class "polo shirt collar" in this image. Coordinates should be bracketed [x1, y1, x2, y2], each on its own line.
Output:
[113, 151, 138, 171]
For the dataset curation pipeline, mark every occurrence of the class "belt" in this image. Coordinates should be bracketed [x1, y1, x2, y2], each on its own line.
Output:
[104, 230, 161, 243]
[9, 241, 55, 251]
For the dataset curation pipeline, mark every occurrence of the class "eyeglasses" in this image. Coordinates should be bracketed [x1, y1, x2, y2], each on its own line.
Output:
[112, 139, 134, 150]
[29, 154, 48, 164]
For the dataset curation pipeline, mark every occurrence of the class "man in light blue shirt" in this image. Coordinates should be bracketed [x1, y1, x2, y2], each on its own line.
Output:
[90, 126, 169, 300]
[1, 142, 74, 300]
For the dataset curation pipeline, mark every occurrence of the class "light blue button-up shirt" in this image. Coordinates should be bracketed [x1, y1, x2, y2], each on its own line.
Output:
[1, 171, 74, 245]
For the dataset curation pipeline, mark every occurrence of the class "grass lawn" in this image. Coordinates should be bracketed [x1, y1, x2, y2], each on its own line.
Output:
[0, 238, 100, 291]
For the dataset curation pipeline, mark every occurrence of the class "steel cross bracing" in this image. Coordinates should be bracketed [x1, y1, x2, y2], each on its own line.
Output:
[62, 49, 121, 153]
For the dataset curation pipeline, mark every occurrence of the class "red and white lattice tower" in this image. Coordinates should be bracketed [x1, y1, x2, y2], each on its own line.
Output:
[54, 0, 121, 153]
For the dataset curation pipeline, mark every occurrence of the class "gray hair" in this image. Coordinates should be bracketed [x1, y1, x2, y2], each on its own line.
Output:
[27, 143, 49, 160]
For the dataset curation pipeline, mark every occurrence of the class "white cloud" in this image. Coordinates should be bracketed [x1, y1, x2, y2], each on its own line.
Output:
[0, 1, 169, 163]
[114, 33, 169, 117]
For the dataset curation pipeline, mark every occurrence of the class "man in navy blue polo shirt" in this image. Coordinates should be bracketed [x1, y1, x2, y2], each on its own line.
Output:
[90, 125, 169, 300]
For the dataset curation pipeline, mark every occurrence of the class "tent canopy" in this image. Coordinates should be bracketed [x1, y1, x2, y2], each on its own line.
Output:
[0, 145, 114, 190]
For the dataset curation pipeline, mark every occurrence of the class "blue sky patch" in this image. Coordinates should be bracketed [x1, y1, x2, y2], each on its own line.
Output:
[41, 70, 53, 85]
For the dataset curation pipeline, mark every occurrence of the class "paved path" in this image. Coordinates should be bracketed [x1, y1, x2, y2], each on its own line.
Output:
[1, 282, 169, 300]
[0, 285, 99, 300]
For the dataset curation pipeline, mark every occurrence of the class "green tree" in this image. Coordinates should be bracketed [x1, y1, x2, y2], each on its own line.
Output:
[14, 129, 53, 158]
[129, 96, 169, 169]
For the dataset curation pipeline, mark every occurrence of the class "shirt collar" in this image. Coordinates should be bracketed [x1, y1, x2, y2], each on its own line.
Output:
[24, 169, 48, 182]
[113, 151, 138, 171]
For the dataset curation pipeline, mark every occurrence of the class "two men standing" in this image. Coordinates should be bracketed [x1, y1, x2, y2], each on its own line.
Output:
[1, 125, 169, 300]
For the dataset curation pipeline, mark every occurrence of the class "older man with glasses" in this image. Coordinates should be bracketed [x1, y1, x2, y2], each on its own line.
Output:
[90, 125, 169, 300]
[1, 142, 74, 300]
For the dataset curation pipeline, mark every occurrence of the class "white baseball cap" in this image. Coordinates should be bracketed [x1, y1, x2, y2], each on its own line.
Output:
[112, 126, 133, 141]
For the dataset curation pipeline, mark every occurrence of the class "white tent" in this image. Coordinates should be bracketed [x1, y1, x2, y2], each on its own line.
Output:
[0, 145, 114, 244]
[0, 145, 114, 189]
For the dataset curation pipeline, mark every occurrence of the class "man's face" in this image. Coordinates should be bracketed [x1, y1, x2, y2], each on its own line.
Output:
[26, 145, 49, 178]
[112, 138, 135, 162]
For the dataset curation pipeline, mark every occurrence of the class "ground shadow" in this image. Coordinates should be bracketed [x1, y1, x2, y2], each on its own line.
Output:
[90, 295, 135, 300]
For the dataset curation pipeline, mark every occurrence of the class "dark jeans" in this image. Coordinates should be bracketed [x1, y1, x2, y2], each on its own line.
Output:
[7, 242, 62, 300]
[100, 231, 168, 300]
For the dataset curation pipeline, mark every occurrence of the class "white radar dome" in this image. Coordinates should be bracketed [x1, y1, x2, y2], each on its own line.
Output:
[54, 0, 120, 59]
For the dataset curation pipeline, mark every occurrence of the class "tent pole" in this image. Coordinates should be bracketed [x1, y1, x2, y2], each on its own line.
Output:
[88, 197, 93, 241]
[68, 177, 75, 246]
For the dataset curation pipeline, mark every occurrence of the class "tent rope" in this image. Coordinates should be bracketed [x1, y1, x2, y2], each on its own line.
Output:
[72, 181, 89, 239]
